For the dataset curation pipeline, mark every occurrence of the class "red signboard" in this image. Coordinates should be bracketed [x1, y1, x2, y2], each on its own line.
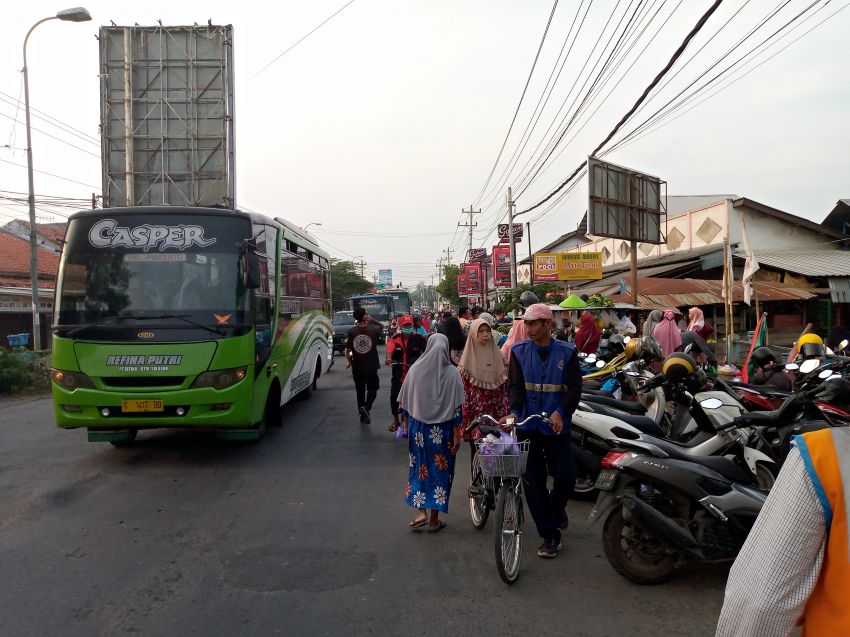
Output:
[492, 245, 512, 288]
[466, 263, 482, 295]
[457, 272, 469, 296]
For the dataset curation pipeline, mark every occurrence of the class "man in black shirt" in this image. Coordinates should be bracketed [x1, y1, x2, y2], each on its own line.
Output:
[345, 307, 381, 424]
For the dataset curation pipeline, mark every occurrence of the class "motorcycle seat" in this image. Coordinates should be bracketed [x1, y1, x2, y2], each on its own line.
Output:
[646, 438, 754, 483]
[729, 381, 791, 398]
[582, 388, 615, 397]
[590, 407, 666, 437]
[581, 394, 648, 414]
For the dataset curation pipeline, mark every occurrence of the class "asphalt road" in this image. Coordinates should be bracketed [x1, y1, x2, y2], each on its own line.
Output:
[0, 354, 728, 637]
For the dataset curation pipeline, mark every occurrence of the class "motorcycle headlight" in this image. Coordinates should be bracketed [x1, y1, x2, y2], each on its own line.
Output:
[190, 367, 248, 390]
[51, 369, 95, 390]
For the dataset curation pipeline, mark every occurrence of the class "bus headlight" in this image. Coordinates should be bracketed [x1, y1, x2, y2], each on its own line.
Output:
[51, 369, 95, 390]
[190, 367, 248, 390]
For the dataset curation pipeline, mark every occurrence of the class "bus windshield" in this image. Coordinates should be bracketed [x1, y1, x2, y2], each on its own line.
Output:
[352, 296, 392, 323]
[385, 290, 410, 315]
[55, 213, 253, 335]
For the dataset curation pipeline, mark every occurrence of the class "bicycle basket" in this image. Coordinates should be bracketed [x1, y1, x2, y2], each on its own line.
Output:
[475, 439, 531, 478]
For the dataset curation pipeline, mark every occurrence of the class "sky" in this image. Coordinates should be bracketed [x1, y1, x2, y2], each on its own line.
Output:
[1, 0, 849, 286]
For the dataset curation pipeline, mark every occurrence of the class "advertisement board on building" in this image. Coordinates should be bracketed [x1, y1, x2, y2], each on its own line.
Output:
[533, 252, 603, 282]
[466, 263, 481, 295]
[497, 224, 524, 239]
[468, 248, 487, 261]
[100, 25, 236, 209]
[587, 156, 665, 244]
[457, 272, 469, 296]
[492, 245, 512, 288]
[377, 268, 393, 289]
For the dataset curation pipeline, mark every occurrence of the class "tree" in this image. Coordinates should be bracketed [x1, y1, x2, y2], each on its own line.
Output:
[498, 282, 563, 313]
[330, 259, 373, 311]
[435, 264, 460, 309]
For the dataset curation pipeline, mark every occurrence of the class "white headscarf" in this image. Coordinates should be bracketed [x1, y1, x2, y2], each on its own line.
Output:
[397, 333, 465, 424]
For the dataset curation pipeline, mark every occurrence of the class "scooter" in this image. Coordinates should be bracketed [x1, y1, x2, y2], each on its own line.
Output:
[588, 436, 768, 584]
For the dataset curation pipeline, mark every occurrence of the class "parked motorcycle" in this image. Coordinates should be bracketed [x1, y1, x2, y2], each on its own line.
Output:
[588, 435, 768, 584]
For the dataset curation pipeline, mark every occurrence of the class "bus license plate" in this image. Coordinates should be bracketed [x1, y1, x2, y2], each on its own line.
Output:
[594, 469, 619, 491]
[122, 399, 164, 413]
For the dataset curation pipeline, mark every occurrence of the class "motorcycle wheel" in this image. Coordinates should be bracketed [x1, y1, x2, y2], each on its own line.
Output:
[602, 505, 675, 585]
[755, 461, 776, 490]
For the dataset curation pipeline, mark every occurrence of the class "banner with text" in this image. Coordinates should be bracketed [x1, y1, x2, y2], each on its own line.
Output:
[492, 245, 512, 288]
[466, 263, 482, 295]
[533, 252, 603, 282]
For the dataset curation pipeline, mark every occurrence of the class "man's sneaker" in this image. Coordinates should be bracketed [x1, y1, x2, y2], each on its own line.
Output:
[359, 406, 370, 423]
[537, 538, 562, 558]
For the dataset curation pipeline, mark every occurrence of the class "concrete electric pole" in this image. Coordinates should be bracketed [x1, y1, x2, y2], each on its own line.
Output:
[458, 205, 481, 260]
[507, 187, 517, 289]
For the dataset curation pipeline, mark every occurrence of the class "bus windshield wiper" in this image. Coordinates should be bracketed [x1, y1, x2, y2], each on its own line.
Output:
[142, 314, 226, 336]
[66, 313, 225, 337]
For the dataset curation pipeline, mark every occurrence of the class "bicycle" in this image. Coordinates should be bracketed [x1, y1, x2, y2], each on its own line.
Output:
[464, 413, 549, 585]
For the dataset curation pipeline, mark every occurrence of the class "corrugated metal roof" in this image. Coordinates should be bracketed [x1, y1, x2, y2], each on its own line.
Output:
[604, 278, 815, 308]
[737, 250, 850, 277]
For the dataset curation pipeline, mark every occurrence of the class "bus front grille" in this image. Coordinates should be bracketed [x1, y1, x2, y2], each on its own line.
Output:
[100, 376, 185, 388]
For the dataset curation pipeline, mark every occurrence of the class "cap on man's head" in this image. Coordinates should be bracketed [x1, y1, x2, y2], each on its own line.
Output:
[398, 314, 414, 327]
[521, 303, 554, 322]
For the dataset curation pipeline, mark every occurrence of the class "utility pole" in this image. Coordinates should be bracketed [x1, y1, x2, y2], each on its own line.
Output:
[354, 259, 366, 278]
[442, 247, 454, 267]
[507, 187, 517, 289]
[458, 205, 481, 260]
[526, 221, 532, 262]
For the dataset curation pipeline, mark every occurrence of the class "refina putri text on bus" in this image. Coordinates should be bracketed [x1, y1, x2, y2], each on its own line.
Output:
[51, 207, 332, 444]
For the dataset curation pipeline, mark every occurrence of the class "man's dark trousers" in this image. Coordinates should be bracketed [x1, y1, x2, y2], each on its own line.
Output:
[353, 369, 379, 411]
[520, 429, 575, 541]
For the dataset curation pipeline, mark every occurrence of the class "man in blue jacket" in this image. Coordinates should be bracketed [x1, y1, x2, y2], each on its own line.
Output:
[502, 303, 582, 558]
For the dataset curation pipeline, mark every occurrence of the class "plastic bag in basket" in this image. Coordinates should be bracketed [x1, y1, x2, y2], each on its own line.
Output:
[479, 431, 520, 474]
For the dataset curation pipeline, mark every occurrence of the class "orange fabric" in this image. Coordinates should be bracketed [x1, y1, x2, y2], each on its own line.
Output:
[800, 429, 850, 636]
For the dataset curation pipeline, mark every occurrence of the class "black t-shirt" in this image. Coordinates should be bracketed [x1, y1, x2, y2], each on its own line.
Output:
[346, 324, 381, 373]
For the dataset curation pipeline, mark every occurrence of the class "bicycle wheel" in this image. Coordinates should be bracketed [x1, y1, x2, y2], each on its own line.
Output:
[494, 481, 523, 585]
[468, 452, 489, 529]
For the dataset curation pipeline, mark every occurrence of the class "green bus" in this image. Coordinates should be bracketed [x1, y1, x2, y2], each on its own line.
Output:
[51, 206, 332, 444]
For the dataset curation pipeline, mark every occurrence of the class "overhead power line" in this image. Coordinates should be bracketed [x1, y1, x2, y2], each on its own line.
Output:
[0, 157, 100, 190]
[0, 111, 100, 159]
[517, 0, 724, 217]
[470, 0, 560, 209]
[0, 89, 99, 145]
[245, 0, 358, 83]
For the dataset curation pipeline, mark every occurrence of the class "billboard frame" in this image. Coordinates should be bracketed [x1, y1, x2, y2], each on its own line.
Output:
[587, 156, 666, 244]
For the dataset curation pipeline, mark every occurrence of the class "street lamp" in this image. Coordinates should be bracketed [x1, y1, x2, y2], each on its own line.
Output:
[304, 222, 322, 233]
[23, 7, 92, 351]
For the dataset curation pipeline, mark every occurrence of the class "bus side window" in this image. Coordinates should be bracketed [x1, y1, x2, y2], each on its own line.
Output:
[254, 295, 272, 366]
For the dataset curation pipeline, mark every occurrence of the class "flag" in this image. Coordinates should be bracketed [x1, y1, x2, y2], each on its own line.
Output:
[787, 323, 813, 364]
[740, 211, 760, 306]
[740, 312, 768, 383]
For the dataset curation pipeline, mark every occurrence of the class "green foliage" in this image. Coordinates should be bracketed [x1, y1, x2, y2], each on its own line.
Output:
[586, 293, 614, 308]
[330, 259, 373, 311]
[499, 283, 562, 312]
[0, 348, 49, 395]
[436, 264, 460, 308]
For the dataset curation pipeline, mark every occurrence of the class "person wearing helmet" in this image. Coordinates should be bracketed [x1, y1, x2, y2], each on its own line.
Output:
[751, 346, 791, 392]
[519, 290, 540, 308]
[797, 333, 826, 362]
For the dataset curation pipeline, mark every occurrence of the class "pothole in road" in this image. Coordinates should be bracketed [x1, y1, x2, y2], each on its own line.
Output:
[221, 544, 377, 593]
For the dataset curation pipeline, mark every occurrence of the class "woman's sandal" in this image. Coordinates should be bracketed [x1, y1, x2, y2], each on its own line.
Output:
[408, 517, 428, 529]
[427, 520, 447, 534]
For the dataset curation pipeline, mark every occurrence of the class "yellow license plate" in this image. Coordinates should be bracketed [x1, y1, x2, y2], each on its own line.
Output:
[121, 399, 164, 413]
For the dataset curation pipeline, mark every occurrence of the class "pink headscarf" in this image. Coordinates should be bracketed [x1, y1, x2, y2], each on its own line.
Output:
[653, 309, 682, 358]
[575, 311, 601, 354]
[501, 319, 528, 361]
[687, 307, 705, 331]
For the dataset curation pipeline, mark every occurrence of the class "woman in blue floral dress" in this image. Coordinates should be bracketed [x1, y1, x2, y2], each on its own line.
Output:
[398, 333, 465, 532]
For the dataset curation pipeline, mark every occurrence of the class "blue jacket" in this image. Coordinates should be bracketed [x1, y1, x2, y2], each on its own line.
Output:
[510, 339, 577, 435]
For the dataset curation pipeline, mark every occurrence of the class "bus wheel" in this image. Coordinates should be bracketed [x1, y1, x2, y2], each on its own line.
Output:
[266, 382, 282, 427]
[296, 359, 321, 401]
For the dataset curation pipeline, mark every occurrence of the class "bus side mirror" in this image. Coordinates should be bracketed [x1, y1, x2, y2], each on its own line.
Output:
[244, 251, 262, 289]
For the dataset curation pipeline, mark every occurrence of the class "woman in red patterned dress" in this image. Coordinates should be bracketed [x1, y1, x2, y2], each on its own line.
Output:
[458, 318, 509, 464]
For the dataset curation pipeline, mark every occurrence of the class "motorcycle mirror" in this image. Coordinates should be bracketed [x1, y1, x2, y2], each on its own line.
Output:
[818, 369, 834, 379]
[700, 397, 724, 409]
[596, 360, 606, 369]
[784, 362, 799, 371]
[624, 336, 631, 343]
[828, 374, 842, 381]
[585, 355, 597, 363]
[799, 359, 820, 374]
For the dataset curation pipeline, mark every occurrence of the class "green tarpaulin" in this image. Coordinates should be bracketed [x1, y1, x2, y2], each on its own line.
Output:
[559, 294, 587, 309]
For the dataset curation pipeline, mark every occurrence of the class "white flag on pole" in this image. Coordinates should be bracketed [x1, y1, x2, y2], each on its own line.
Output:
[739, 211, 760, 306]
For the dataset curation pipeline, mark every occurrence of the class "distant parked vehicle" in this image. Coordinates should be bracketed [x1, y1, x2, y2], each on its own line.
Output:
[332, 311, 356, 355]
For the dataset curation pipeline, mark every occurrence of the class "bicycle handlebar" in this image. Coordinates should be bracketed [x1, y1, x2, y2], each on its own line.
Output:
[464, 412, 551, 434]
